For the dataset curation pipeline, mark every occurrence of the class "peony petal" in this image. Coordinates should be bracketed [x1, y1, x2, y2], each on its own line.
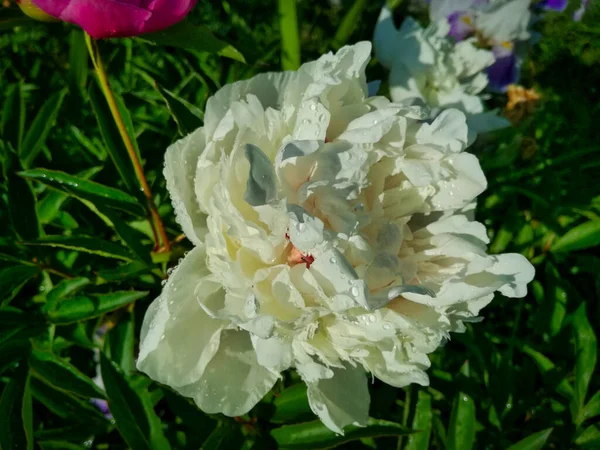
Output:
[137, 245, 227, 389]
[164, 128, 208, 245]
[307, 365, 370, 434]
[244, 144, 278, 206]
[179, 330, 280, 417]
[373, 6, 400, 69]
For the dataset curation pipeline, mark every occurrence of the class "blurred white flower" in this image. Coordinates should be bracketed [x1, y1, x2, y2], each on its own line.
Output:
[137, 42, 534, 434]
[373, 7, 509, 134]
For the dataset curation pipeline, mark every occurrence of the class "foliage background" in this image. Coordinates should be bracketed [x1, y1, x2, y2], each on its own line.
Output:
[1, 0, 599, 449]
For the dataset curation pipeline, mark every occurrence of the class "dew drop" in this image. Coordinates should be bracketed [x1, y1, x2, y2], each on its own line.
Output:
[310, 103, 316, 111]
[368, 315, 376, 323]
[350, 286, 359, 297]
[383, 323, 391, 330]
[329, 257, 337, 264]
[160, 334, 166, 341]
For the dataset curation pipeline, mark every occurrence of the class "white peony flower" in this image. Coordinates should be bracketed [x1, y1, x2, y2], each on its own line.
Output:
[373, 8, 509, 135]
[137, 42, 534, 434]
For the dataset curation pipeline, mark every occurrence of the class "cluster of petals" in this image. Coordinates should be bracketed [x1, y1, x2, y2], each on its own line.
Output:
[31, 0, 196, 39]
[137, 42, 534, 433]
[374, 8, 509, 134]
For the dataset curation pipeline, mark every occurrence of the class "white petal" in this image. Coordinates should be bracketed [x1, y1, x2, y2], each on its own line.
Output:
[251, 335, 293, 372]
[180, 330, 280, 417]
[307, 365, 370, 434]
[415, 109, 469, 153]
[164, 128, 208, 245]
[137, 245, 226, 388]
[373, 6, 400, 69]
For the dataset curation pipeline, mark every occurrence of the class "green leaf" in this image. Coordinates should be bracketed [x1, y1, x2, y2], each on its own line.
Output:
[405, 390, 433, 450]
[0, 338, 31, 376]
[68, 30, 88, 95]
[105, 311, 135, 374]
[544, 264, 568, 336]
[571, 303, 597, 419]
[88, 82, 140, 194]
[201, 421, 245, 450]
[21, 168, 145, 216]
[0, 362, 34, 450]
[30, 377, 108, 424]
[1, 82, 25, 150]
[46, 277, 91, 302]
[333, 0, 369, 48]
[552, 220, 600, 253]
[96, 261, 153, 282]
[37, 166, 102, 224]
[100, 352, 171, 450]
[38, 441, 87, 450]
[278, 0, 301, 70]
[575, 424, 600, 448]
[155, 82, 203, 136]
[523, 345, 574, 400]
[271, 383, 312, 423]
[42, 290, 147, 324]
[271, 418, 412, 449]
[578, 391, 600, 425]
[34, 423, 104, 442]
[4, 151, 41, 241]
[0, 265, 40, 308]
[97, 206, 152, 264]
[23, 235, 135, 262]
[20, 89, 68, 168]
[29, 348, 106, 399]
[141, 20, 245, 63]
[446, 392, 476, 450]
[506, 428, 553, 450]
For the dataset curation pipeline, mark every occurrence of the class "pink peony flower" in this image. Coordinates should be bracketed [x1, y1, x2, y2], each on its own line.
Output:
[32, 0, 197, 39]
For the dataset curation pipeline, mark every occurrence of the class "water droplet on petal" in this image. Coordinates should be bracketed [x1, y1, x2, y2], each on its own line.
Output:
[350, 286, 359, 297]
[368, 315, 376, 323]
[330, 257, 337, 264]
[383, 323, 391, 330]
[310, 103, 316, 111]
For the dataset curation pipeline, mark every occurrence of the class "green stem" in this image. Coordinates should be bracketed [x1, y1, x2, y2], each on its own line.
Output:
[85, 34, 171, 252]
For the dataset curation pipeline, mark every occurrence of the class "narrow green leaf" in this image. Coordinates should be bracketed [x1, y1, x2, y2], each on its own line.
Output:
[552, 220, 600, 253]
[23, 235, 135, 261]
[46, 277, 91, 302]
[575, 424, 600, 447]
[34, 423, 103, 442]
[30, 377, 108, 424]
[271, 383, 312, 423]
[165, 391, 216, 446]
[333, 0, 369, 48]
[100, 353, 171, 450]
[98, 206, 152, 264]
[1, 82, 25, 150]
[446, 392, 476, 450]
[0, 338, 31, 376]
[105, 311, 135, 374]
[68, 30, 88, 95]
[523, 345, 574, 399]
[271, 418, 412, 449]
[506, 428, 553, 450]
[578, 391, 600, 425]
[88, 82, 140, 194]
[96, 261, 153, 282]
[571, 303, 598, 418]
[202, 422, 244, 450]
[37, 166, 102, 224]
[0, 265, 40, 307]
[4, 151, 41, 241]
[141, 20, 245, 63]
[29, 348, 106, 399]
[42, 290, 147, 324]
[405, 390, 433, 450]
[155, 82, 203, 136]
[278, 0, 301, 70]
[21, 168, 145, 216]
[0, 362, 34, 450]
[20, 89, 68, 168]
[39, 441, 87, 450]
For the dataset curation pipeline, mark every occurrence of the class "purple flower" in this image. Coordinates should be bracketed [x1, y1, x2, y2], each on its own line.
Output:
[487, 44, 519, 92]
[538, 0, 568, 11]
[31, 0, 197, 39]
[447, 11, 476, 41]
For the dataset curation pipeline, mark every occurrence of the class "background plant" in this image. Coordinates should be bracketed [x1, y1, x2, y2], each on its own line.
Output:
[0, 1, 599, 449]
